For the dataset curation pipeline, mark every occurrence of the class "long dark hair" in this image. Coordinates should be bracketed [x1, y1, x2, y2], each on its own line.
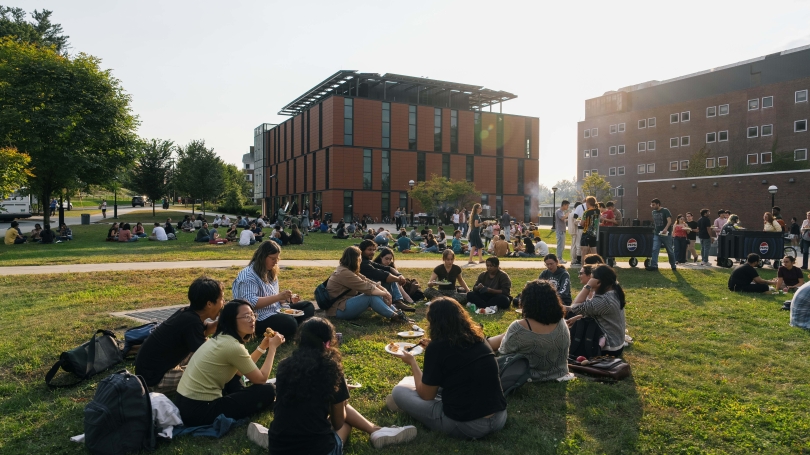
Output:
[250, 241, 281, 283]
[427, 298, 484, 346]
[591, 264, 626, 309]
[214, 299, 253, 343]
[521, 280, 564, 324]
[275, 318, 343, 403]
[373, 247, 395, 268]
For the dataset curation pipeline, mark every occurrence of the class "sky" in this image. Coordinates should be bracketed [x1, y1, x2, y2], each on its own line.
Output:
[13, 0, 810, 187]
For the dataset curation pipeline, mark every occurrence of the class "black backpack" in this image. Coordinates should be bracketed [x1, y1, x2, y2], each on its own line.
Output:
[314, 277, 352, 311]
[84, 370, 156, 455]
[568, 317, 604, 359]
[497, 354, 532, 396]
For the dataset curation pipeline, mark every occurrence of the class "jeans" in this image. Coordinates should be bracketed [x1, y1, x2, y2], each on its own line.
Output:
[651, 233, 676, 269]
[556, 229, 566, 261]
[802, 239, 810, 269]
[336, 294, 396, 319]
[700, 238, 711, 263]
[674, 236, 687, 263]
[194, 236, 210, 242]
[466, 291, 511, 309]
[383, 282, 404, 301]
[424, 245, 439, 253]
[570, 229, 581, 262]
[392, 376, 507, 440]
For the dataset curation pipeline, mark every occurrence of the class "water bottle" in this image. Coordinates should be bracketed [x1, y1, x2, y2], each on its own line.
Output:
[468, 303, 477, 313]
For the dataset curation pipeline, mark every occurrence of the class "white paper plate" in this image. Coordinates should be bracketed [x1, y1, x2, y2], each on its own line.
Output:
[473, 307, 497, 315]
[278, 309, 304, 317]
[385, 342, 423, 356]
[515, 308, 523, 314]
[397, 331, 425, 338]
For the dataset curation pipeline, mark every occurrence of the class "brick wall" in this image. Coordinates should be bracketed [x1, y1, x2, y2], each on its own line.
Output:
[459, 110, 475, 154]
[481, 112, 497, 155]
[475, 156, 497, 194]
[417, 105, 434, 151]
[391, 102, 409, 150]
[323, 97, 335, 148]
[355, 98, 382, 149]
[503, 115, 525, 159]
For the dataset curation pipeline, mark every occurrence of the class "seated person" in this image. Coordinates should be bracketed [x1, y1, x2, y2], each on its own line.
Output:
[466, 257, 512, 309]
[487, 280, 574, 381]
[359, 240, 414, 312]
[5, 221, 27, 244]
[390, 297, 507, 439]
[40, 224, 57, 244]
[436, 230, 448, 250]
[566, 264, 627, 356]
[29, 224, 43, 242]
[58, 223, 73, 241]
[728, 253, 776, 293]
[134, 222, 147, 238]
[118, 223, 138, 242]
[135, 277, 223, 393]
[226, 223, 239, 242]
[256, 318, 416, 452]
[250, 222, 264, 242]
[209, 231, 228, 244]
[195, 222, 211, 242]
[534, 238, 549, 257]
[320, 222, 329, 233]
[516, 236, 537, 257]
[408, 228, 422, 242]
[149, 222, 168, 241]
[236, 216, 247, 228]
[107, 222, 119, 241]
[332, 221, 349, 239]
[175, 300, 281, 427]
[288, 224, 304, 245]
[583, 253, 605, 265]
[239, 228, 256, 246]
[424, 249, 470, 304]
[213, 215, 222, 227]
[423, 233, 440, 253]
[361, 228, 375, 240]
[790, 282, 810, 330]
[346, 222, 357, 235]
[777, 256, 805, 292]
[164, 219, 176, 237]
[451, 230, 468, 254]
[397, 232, 418, 253]
[310, 219, 321, 232]
[193, 216, 204, 230]
[182, 218, 195, 232]
[177, 216, 187, 231]
[538, 254, 572, 304]
[491, 234, 511, 257]
[220, 214, 231, 226]
[374, 228, 393, 247]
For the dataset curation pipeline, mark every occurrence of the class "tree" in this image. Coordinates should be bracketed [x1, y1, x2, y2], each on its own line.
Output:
[0, 147, 33, 211]
[174, 139, 224, 216]
[0, 7, 69, 54]
[0, 38, 138, 226]
[129, 139, 175, 216]
[536, 184, 553, 204]
[551, 179, 578, 202]
[408, 175, 447, 216]
[578, 174, 612, 203]
[444, 179, 481, 210]
[219, 163, 250, 214]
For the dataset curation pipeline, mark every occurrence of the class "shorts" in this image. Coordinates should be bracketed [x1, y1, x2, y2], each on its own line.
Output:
[580, 234, 597, 247]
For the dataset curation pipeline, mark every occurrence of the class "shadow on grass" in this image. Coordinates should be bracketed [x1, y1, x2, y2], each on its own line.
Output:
[566, 376, 642, 454]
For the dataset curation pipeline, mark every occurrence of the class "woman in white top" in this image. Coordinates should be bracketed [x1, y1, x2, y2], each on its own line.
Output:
[763, 212, 782, 232]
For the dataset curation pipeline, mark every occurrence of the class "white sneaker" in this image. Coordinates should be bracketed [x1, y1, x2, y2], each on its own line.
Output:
[559, 260, 567, 264]
[370, 425, 417, 449]
[247, 422, 269, 450]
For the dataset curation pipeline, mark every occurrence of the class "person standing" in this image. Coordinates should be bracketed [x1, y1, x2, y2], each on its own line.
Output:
[468, 203, 485, 264]
[554, 200, 569, 264]
[300, 207, 310, 236]
[685, 212, 699, 263]
[101, 200, 107, 219]
[712, 209, 727, 237]
[460, 208, 467, 237]
[501, 210, 511, 242]
[49, 198, 57, 217]
[648, 198, 676, 271]
[801, 211, 810, 270]
[579, 197, 600, 259]
[395, 207, 401, 230]
[452, 209, 460, 232]
[696, 209, 714, 266]
[607, 201, 622, 226]
[568, 202, 584, 265]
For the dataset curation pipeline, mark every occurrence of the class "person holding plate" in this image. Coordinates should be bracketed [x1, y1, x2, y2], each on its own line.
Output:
[388, 297, 507, 439]
[233, 241, 315, 340]
[424, 249, 470, 304]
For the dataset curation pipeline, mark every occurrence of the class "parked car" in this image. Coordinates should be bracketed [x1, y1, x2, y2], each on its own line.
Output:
[132, 196, 145, 207]
[60, 201, 74, 210]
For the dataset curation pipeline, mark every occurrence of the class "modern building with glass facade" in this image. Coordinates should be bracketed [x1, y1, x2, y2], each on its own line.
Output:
[254, 71, 540, 222]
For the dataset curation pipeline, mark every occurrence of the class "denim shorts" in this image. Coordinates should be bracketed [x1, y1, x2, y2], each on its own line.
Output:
[326, 431, 343, 455]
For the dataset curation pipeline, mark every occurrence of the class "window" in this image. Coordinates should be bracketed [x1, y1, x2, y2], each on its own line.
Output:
[466, 155, 474, 181]
[517, 159, 524, 194]
[609, 167, 616, 176]
[434, 108, 442, 151]
[795, 120, 808, 132]
[637, 164, 645, 174]
[638, 119, 646, 129]
[707, 106, 717, 117]
[343, 191, 353, 222]
[747, 153, 758, 165]
[719, 104, 729, 115]
[363, 149, 372, 190]
[647, 163, 655, 173]
[670, 113, 679, 123]
[591, 128, 598, 137]
[681, 136, 690, 146]
[474, 112, 482, 155]
[618, 145, 625, 154]
[669, 161, 679, 171]
[616, 187, 625, 197]
[591, 149, 598, 157]
[747, 126, 759, 138]
[647, 140, 656, 151]
[618, 123, 626, 132]
[719, 130, 728, 141]
[797, 90, 808, 103]
[591, 169, 598, 175]
[680, 160, 689, 170]
[344, 98, 353, 145]
[706, 157, 716, 168]
[583, 170, 591, 178]
[584, 149, 590, 158]
[417, 152, 426, 181]
[609, 146, 617, 155]
[450, 110, 458, 153]
[525, 117, 532, 158]
[496, 115, 504, 156]
[638, 142, 646, 152]
[381, 150, 390, 190]
[670, 137, 679, 148]
[795, 149, 808, 161]
[381, 192, 390, 218]
[761, 152, 772, 164]
[618, 166, 625, 175]
[496, 158, 503, 194]
[706, 132, 716, 143]
[442, 154, 450, 178]
[761, 124, 773, 136]
[748, 99, 759, 110]
[584, 129, 590, 138]
[648, 117, 656, 127]
[382, 102, 391, 148]
[718, 156, 728, 167]
[610, 124, 617, 134]
[762, 96, 773, 109]
[681, 111, 690, 122]
[408, 105, 417, 150]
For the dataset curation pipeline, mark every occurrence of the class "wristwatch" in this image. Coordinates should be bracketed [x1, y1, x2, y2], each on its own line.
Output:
[584, 284, 591, 290]
[256, 346, 267, 354]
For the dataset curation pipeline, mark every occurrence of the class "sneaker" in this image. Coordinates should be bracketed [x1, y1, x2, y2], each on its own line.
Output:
[393, 300, 416, 313]
[559, 260, 567, 264]
[385, 393, 400, 412]
[370, 425, 417, 449]
[246, 422, 269, 450]
[645, 266, 658, 271]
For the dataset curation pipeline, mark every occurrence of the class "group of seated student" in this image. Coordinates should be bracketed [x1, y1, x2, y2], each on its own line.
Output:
[424, 249, 470, 304]
[358, 240, 415, 312]
[727, 253, 785, 293]
[25, 223, 65, 244]
[118, 223, 139, 242]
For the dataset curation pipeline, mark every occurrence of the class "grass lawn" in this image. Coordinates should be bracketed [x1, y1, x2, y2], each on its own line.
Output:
[1, 267, 808, 454]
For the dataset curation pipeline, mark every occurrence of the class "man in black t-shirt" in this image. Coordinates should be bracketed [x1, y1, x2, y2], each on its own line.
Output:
[696, 208, 714, 266]
[134, 277, 224, 393]
[728, 253, 776, 293]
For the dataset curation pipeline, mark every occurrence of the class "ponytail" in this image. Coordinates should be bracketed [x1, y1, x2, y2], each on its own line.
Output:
[614, 282, 626, 309]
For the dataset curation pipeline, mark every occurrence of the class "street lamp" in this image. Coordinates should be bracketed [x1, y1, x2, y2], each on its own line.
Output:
[113, 176, 118, 219]
[551, 186, 558, 230]
[408, 179, 415, 227]
[768, 185, 777, 208]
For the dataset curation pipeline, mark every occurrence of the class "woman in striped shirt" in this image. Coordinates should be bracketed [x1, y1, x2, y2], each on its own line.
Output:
[566, 264, 627, 357]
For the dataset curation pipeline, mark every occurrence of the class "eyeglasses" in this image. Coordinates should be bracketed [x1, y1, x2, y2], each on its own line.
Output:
[238, 313, 257, 322]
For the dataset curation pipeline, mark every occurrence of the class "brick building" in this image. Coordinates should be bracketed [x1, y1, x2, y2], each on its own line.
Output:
[242, 146, 255, 202]
[578, 45, 810, 222]
[253, 71, 540, 223]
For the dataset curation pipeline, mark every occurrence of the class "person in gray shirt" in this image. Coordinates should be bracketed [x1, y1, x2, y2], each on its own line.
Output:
[555, 200, 569, 263]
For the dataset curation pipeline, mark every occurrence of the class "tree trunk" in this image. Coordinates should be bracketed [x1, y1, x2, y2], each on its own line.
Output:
[58, 195, 65, 227]
[41, 190, 50, 227]
[202, 199, 206, 218]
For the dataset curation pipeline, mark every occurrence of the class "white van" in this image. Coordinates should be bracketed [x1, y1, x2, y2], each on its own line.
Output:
[0, 194, 33, 221]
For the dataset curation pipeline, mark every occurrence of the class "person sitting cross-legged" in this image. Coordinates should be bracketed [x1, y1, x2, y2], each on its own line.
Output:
[424, 249, 470, 305]
[149, 222, 168, 241]
[565, 264, 627, 357]
[397, 230, 418, 253]
[359, 240, 415, 312]
[777, 255, 805, 292]
[466, 257, 512, 309]
[194, 222, 211, 242]
[728, 253, 777, 293]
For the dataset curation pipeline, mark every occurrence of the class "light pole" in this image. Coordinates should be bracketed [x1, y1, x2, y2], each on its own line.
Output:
[616, 185, 624, 222]
[768, 185, 777, 209]
[551, 186, 558, 230]
[408, 179, 415, 227]
[113, 177, 118, 219]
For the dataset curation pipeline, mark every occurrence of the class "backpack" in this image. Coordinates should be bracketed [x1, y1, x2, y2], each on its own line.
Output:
[84, 370, 156, 455]
[497, 354, 532, 396]
[401, 278, 425, 302]
[314, 277, 352, 311]
[45, 330, 123, 388]
[568, 317, 604, 359]
[122, 322, 158, 358]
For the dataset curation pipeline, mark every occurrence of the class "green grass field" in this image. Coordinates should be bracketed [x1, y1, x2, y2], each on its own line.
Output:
[1, 266, 808, 454]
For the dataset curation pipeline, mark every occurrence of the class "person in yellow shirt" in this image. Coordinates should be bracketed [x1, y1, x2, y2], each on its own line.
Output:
[5, 221, 27, 245]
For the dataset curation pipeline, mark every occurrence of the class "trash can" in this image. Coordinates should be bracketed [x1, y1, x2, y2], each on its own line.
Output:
[717, 230, 784, 268]
[81, 213, 90, 225]
[632, 219, 640, 227]
[597, 227, 655, 268]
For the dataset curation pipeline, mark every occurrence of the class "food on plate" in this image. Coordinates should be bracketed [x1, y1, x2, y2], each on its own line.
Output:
[408, 331, 415, 336]
[387, 342, 399, 353]
[478, 308, 487, 314]
[281, 309, 297, 315]
[264, 328, 276, 338]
